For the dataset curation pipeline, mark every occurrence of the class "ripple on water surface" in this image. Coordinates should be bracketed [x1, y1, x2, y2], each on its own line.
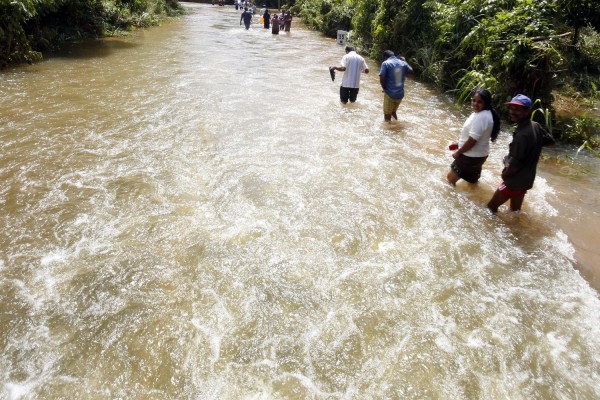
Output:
[1, 3, 599, 399]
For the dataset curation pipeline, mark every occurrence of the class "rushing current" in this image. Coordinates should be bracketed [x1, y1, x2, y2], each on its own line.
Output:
[1, 3, 599, 399]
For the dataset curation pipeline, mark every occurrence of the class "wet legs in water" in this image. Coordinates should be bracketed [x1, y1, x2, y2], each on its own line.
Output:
[487, 190, 524, 213]
[447, 170, 460, 186]
[383, 112, 398, 122]
[383, 95, 401, 122]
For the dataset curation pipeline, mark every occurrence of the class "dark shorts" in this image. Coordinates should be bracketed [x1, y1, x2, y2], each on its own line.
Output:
[450, 154, 488, 183]
[498, 182, 527, 198]
[340, 87, 359, 103]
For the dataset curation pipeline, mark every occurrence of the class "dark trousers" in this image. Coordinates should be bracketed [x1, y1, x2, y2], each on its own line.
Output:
[340, 86, 359, 103]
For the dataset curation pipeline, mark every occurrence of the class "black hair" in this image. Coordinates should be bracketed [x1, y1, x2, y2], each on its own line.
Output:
[345, 46, 355, 53]
[473, 88, 501, 142]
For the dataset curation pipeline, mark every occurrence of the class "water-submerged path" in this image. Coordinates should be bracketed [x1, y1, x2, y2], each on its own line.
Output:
[1, 3, 599, 399]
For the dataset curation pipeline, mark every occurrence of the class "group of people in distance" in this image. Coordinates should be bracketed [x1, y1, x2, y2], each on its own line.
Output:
[269, 9, 292, 33]
[234, 0, 254, 11]
[239, 5, 292, 33]
[329, 46, 555, 214]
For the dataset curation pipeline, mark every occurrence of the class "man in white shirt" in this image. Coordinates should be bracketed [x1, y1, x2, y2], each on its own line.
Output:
[329, 46, 369, 104]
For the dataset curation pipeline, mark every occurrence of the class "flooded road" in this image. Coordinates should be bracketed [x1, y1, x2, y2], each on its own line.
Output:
[1, 3, 599, 398]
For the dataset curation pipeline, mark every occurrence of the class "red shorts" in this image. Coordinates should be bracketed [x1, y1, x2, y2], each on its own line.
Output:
[498, 182, 527, 198]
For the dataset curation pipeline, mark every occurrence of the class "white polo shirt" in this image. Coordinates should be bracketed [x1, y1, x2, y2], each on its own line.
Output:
[340, 51, 368, 89]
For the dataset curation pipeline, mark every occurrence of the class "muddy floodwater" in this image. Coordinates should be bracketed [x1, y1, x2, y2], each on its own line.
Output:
[1, 3, 599, 399]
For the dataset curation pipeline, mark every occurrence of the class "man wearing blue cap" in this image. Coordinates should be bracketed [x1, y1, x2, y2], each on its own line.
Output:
[487, 94, 555, 213]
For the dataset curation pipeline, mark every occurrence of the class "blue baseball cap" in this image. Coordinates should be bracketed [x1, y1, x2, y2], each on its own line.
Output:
[505, 94, 532, 108]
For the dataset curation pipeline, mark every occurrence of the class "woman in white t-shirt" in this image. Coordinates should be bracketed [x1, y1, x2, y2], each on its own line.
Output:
[447, 88, 500, 185]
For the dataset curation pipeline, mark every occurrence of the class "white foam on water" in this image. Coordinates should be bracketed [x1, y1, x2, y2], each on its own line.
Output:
[434, 334, 455, 354]
[545, 229, 576, 261]
[12, 279, 42, 311]
[40, 251, 67, 267]
[528, 176, 558, 217]
[190, 318, 223, 365]
[465, 329, 486, 348]
[546, 331, 573, 361]
[2, 4, 600, 399]
[3, 382, 31, 400]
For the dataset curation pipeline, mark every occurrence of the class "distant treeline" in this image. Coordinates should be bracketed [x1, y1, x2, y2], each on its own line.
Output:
[0, 0, 184, 68]
[296, 0, 600, 143]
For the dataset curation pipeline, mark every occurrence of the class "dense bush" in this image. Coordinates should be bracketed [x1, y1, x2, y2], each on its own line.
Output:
[0, 0, 183, 68]
[297, 0, 600, 144]
[0, 0, 42, 65]
[298, 0, 352, 37]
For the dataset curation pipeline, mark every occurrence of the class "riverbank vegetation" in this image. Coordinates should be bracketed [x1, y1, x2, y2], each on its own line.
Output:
[295, 0, 600, 148]
[2, 0, 598, 147]
[0, 0, 184, 68]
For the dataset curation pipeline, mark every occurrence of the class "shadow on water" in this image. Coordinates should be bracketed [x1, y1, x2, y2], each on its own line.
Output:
[381, 121, 409, 133]
[43, 37, 140, 60]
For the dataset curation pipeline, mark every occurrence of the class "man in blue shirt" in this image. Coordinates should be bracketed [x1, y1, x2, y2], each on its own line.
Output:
[379, 50, 413, 122]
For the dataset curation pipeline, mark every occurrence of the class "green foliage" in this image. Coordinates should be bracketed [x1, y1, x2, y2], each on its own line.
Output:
[556, 0, 600, 39]
[531, 98, 554, 136]
[455, 70, 499, 103]
[299, 0, 353, 37]
[459, 0, 560, 103]
[294, 0, 599, 145]
[576, 26, 600, 69]
[408, 40, 446, 88]
[350, 0, 377, 51]
[4, 0, 598, 147]
[562, 115, 600, 147]
[576, 141, 600, 158]
[0, 0, 43, 66]
[0, 0, 183, 68]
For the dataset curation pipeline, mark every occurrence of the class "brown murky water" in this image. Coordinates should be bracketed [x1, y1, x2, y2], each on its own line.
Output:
[1, 3, 599, 399]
